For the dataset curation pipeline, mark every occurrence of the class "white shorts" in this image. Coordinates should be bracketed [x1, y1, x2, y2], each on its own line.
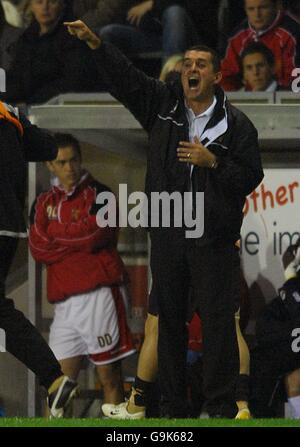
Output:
[49, 285, 135, 365]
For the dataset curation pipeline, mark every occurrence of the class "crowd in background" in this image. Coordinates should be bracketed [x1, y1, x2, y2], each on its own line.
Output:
[0, 0, 299, 104]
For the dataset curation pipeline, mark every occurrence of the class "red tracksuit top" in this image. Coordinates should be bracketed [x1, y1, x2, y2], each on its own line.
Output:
[221, 11, 300, 91]
[29, 172, 125, 303]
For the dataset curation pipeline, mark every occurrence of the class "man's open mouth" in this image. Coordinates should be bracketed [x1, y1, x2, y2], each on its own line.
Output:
[188, 77, 200, 89]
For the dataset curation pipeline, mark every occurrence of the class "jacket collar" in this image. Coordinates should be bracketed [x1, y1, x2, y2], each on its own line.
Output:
[52, 170, 92, 196]
[248, 10, 283, 37]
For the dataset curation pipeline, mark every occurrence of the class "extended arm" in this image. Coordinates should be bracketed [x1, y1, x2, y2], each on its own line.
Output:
[64, 20, 168, 132]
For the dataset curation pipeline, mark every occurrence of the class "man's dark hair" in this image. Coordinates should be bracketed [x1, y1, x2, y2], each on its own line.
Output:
[185, 45, 221, 73]
[240, 42, 275, 67]
[244, 0, 278, 4]
[54, 133, 82, 159]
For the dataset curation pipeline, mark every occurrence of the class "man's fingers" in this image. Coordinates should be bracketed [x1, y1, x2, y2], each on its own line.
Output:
[64, 20, 84, 28]
[127, 13, 138, 25]
[66, 27, 76, 35]
[177, 148, 193, 161]
[179, 141, 198, 148]
[194, 136, 201, 144]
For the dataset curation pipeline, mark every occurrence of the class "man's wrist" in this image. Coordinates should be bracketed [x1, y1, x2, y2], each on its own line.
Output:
[87, 36, 101, 50]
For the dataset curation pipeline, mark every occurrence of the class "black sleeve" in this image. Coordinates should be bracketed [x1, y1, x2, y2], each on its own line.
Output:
[213, 112, 264, 196]
[91, 41, 169, 132]
[256, 298, 300, 347]
[20, 112, 58, 162]
[2, 40, 26, 103]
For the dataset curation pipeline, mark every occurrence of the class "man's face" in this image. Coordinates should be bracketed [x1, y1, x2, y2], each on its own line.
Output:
[242, 52, 274, 90]
[30, 0, 63, 28]
[245, 0, 278, 31]
[47, 146, 82, 191]
[181, 50, 221, 103]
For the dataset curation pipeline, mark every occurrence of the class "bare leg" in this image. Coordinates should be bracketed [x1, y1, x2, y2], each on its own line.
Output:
[285, 368, 300, 397]
[96, 361, 124, 404]
[137, 313, 158, 381]
[127, 313, 159, 414]
[59, 356, 85, 380]
[235, 312, 251, 415]
[285, 369, 300, 418]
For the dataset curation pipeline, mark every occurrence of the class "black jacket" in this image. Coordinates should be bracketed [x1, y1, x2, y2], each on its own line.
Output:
[256, 278, 300, 348]
[3, 14, 98, 104]
[0, 108, 57, 236]
[92, 41, 264, 244]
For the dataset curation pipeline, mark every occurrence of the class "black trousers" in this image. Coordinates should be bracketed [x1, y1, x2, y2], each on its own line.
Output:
[0, 236, 62, 390]
[151, 231, 240, 417]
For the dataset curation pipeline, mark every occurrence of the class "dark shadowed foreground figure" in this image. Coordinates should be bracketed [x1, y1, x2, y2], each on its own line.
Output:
[0, 101, 78, 417]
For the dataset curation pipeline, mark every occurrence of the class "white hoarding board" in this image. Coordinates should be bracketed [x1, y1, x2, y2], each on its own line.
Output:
[241, 169, 300, 302]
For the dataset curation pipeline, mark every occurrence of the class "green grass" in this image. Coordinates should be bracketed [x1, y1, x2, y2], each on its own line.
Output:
[0, 418, 299, 427]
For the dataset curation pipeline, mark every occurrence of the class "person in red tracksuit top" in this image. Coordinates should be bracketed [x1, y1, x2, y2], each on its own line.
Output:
[221, 0, 300, 91]
[29, 133, 135, 409]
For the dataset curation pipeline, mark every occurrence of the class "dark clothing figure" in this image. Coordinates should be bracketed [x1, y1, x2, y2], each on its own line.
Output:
[0, 2, 22, 72]
[152, 0, 220, 49]
[90, 41, 263, 417]
[3, 14, 98, 104]
[250, 277, 300, 417]
[0, 102, 63, 390]
[73, 0, 137, 30]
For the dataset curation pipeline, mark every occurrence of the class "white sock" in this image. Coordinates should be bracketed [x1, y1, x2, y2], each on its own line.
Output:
[288, 396, 300, 418]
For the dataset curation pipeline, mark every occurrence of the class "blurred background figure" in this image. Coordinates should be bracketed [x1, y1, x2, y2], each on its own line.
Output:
[98, 1, 199, 63]
[221, 0, 300, 91]
[159, 52, 183, 81]
[2, 0, 98, 105]
[0, 1, 23, 71]
[240, 42, 285, 91]
[73, 0, 219, 75]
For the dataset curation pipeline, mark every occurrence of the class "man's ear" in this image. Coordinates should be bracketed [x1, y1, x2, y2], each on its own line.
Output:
[214, 71, 222, 85]
[46, 161, 54, 173]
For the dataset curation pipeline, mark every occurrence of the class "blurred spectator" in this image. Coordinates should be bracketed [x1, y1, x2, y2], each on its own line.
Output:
[98, 1, 200, 62]
[159, 53, 183, 81]
[218, 0, 246, 56]
[72, 0, 136, 31]
[0, 2, 23, 71]
[240, 42, 286, 91]
[221, 0, 300, 91]
[2, 0, 98, 104]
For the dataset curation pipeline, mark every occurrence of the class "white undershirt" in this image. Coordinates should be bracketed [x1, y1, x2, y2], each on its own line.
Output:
[185, 96, 217, 177]
[184, 97, 217, 211]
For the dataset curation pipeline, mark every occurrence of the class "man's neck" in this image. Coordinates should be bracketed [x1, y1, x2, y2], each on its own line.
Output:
[186, 95, 215, 116]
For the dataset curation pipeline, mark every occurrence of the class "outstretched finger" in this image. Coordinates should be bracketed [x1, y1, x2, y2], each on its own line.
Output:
[64, 21, 84, 28]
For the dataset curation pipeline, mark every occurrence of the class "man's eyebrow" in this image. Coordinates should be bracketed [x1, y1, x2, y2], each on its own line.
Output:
[183, 57, 208, 63]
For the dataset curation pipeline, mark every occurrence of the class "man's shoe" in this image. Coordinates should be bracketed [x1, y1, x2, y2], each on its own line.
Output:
[235, 408, 252, 419]
[47, 376, 79, 418]
[102, 402, 145, 420]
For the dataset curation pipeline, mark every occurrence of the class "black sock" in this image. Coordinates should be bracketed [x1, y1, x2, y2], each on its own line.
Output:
[235, 374, 250, 402]
[133, 377, 154, 407]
